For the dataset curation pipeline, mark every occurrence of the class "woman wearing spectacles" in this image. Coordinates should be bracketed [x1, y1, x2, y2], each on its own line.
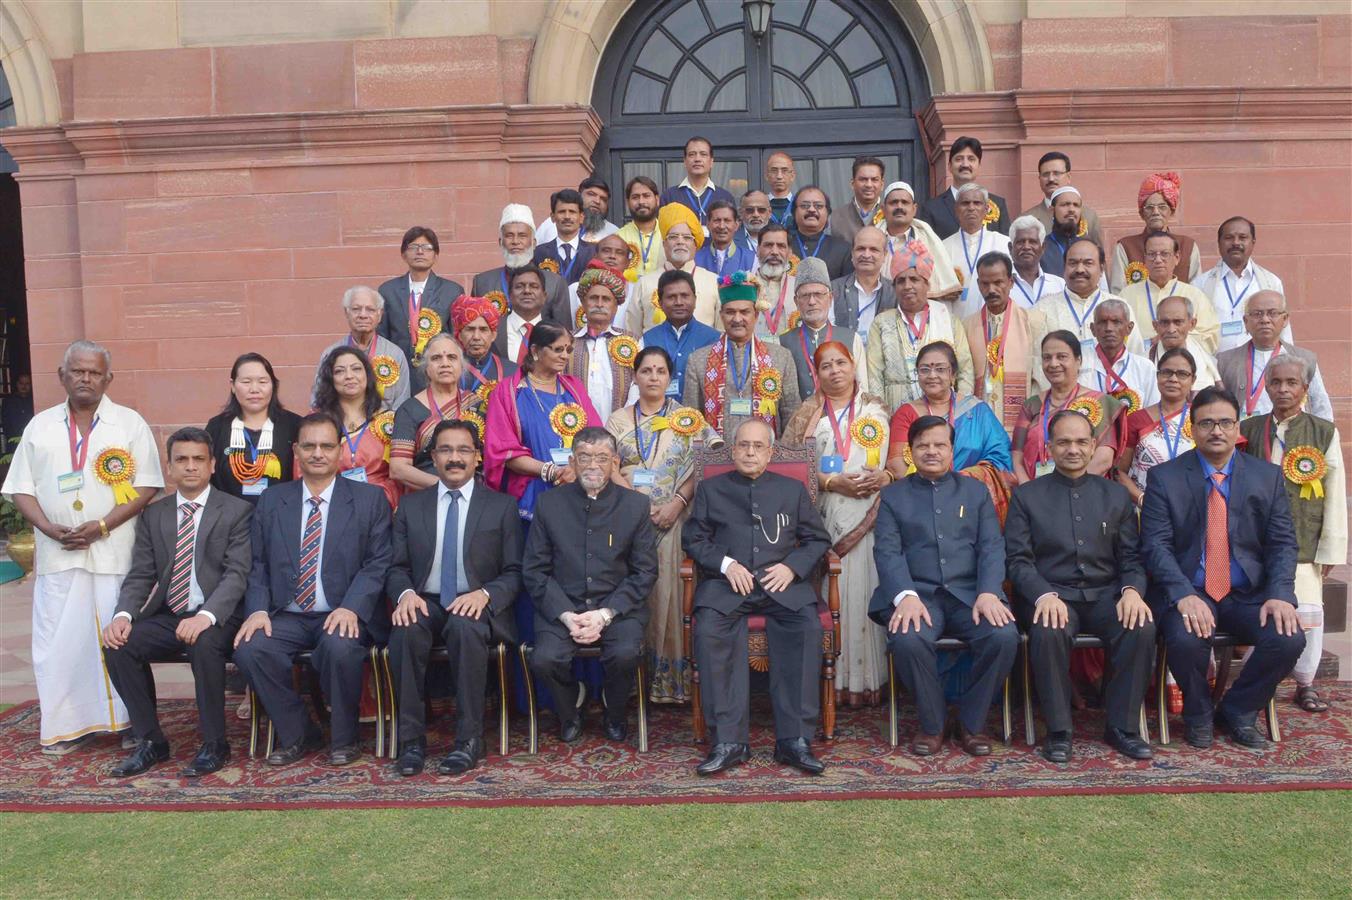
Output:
[1118, 347, 1199, 509]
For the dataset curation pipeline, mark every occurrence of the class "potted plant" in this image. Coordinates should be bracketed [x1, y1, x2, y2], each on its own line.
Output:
[0, 496, 35, 575]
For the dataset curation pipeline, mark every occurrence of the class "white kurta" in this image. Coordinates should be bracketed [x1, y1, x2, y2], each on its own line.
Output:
[1078, 349, 1161, 408]
[1119, 278, 1221, 355]
[1194, 259, 1291, 353]
[628, 263, 721, 334]
[3, 396, 164, 744]
[1033, 289, 1146, 357]
[943, 228, 1013, 321]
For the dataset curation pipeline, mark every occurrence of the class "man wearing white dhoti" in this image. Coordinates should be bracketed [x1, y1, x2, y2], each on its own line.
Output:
[3, 340, 162, 754]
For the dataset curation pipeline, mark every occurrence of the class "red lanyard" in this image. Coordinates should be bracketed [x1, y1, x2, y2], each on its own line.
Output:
[427, 387, 461, 420]
[982, 306, 1013, 360]
[764, 277, 792, 334]
[799, 323, 833, 393]
[1095, 345, 1130, 393]
[823, 391, 856, 458]
[903, 307, 930, 347]
[67, 410, 98, 472]
[1245, 344, 1268, 415]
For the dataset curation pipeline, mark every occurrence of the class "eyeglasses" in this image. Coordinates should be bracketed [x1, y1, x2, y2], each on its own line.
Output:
[1143, 251, 1174, 260]
[916, 365, 952, 376]
[406, 243, 435, 254]
[1157, 368, 1195, 381]
[573, 452, 613, 466]
[1245, 309, 1287, 320]
[797, 202, 826, 211]
[1194, 418, 1238, 433]
[1141, 203, 1171, 214]
[797, 290, 830, 301]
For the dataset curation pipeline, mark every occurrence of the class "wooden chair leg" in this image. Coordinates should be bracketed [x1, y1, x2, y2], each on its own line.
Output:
[886, 655, 898, 748]
[519, 644, 538, 755]
[1266, 697, 1282, 742]
[636, 656, 649, 754]
[1156, 643, 1171, 746]
[821, 658, 837, 741]
[247, 685, 260, 758]
[381, 648, 398, 759]
[1021, 638, 1036, 747]
[1212, 645, 1234, 706]
[496, 644, 510, 757]
[1001, 674, 1013, 746]
[691, 668, 707, 745]
[369, 649, 385, 759]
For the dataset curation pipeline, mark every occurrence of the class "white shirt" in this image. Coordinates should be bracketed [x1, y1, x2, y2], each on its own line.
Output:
[506, 311, 543, 363]
[944, 228, 1012, 320]
[113, 487, 215, 624]
[1243, 345, 1334, 421]
[575, 325, 623, 420]
[1012, 268, 1065, 309]
[535, 217, 619, 247]
[288, 478, 336, 614]
[408, 275, 428, 305]
[1078, 348, 1161, 407]
[851, 278, 884, 337]
[413, 478, 475, 599]
[1194, 259, 1291, 352]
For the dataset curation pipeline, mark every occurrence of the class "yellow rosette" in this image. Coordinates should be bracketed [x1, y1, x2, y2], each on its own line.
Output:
[461, 409, 486, 441]
[414, 308, 442, 362]
[477, 379, 498, 405]
[93, 447, 138, 505]
[550, 402, 586, 448]
[1111, 387, 1142, 415]
[1125, 261, 1148, 285]
[753, 367, 783, 418]
[986, 337, 1003, 382]
[575, 305, 587, 330]
[954, 266, 965, 287]
[624, 243, 641, 282]
[484, 290, 509, 317]
[371, 355, 399, 398]
[1182, 416, 1193, 443]
[670, 407, 705, 438]
[787, 311, 801, 331]
[787, 254, 800, 276]
[369, 410, 395, 461]
[872, 207, 886, 227]
[538, 258, 560, 275]
[609, 334, 639, 368]
[1076, 218, 1088, 238]
[649, 288, 666, 326]
[1283, 446, 1327, 500]
[1066, 395, 1104, 428]
[851, 417, 885, 467]
[983, 198, 1000, 227]
[901, 443, 916, 475]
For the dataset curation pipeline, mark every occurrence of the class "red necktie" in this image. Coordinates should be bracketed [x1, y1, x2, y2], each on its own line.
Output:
[517, 322, 533, 366]
[1204, 472, 1231, 602]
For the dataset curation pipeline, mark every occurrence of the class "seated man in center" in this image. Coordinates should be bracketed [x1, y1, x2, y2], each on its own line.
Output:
[870, 415, 1018, 757]
[683, 418, 832, 776]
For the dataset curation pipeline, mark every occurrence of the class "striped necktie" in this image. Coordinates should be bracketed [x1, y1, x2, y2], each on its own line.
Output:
[166, 501, 201, 615]
[295, 496, 324, 611]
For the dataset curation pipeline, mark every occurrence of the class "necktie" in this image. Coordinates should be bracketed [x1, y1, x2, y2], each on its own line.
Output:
[166, 501, 201, 615]
[296, 496, 324, 611]
[408, 290, 422, 340]
[517, 322, 534, 366]
[562, 243, 573, 266]
[439, 489, 463, 606]
[1204, 472, 1231, 602]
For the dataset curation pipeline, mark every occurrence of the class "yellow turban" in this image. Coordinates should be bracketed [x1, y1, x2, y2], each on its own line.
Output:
[657, 202, 705, 249]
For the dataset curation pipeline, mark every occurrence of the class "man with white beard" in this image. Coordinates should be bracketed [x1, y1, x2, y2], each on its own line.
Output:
[473, 204, 571, 328]
[627, 203, 721, 335]
[751, 223, 796, 343]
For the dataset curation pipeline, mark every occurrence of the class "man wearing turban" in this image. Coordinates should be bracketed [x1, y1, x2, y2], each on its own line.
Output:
[1110, 172, 1201, 292]
[627, 203, 722, 335]
[571, 261, 637, 420]
[452, 294, 517, 396]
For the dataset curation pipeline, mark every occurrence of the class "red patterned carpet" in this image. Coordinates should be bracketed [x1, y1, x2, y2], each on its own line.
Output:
[1, 685, 1349, 812]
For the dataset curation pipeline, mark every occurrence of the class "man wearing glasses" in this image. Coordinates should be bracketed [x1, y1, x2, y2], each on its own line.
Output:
[377, 226, 464, 390]
[1140, 385, 1304, 750]
[1216, 291, 1332, 421]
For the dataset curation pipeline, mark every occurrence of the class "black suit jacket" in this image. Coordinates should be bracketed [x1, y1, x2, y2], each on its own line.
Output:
[376, 271, 466, 371]
[917, 190, 1011, 240]
[1005, 471, 1146, 606]
[790, 230, 854, 280]
[1139, 449, 1298, 609]
[868, 472, 1006, 624]
[523, 481, 657, 624]
[683, 470, 830, 614]
[245, 476, 394, 640]
[115, 488, 253, 623]
[533, 238, 595, 287]
[471, 267, 572, 330]
[386, 479, 523, 643]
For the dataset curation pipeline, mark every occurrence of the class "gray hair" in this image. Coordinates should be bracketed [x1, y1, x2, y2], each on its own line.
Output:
[419, 331, 462, 370]
[1267, 353, 1313, 385]
[341, 285, 381, 311]
[1094, 297, 1132, 322]
[1245, 290, 1286, 314]
[1155, 294, 1195, 318]
[955, 182, 989, 203]
[1009, 214, 1046, 243]
[61, 339, 111, 370]
[733, 417, 775, 448]
[572, 426, 617, 453]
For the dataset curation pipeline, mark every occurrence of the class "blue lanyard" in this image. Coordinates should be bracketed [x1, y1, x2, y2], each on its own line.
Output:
[684, 186, 711, 221]
[961, 229, 986, 276]
[795, 232, 826, 261]
[638, 226, 657, 265]
[500, 268, 511, 296]
[242, 427, 259, 463]
[1145, 278, 1175, 322]
[633, 400, 670, 466]
[558, 244, 579, 280]
[1162, 402, 1189, 460]
[727, 338, 753, 394]
[1223, 270, 1252, 314]
[857, 285, 880, 320]
[341, 419, 368, 462]
[1064, 290, 1101, 332]
[1015, 274, 1044, 306]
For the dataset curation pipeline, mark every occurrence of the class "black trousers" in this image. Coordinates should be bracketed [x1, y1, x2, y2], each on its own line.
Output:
[694, 595, 820, 745]
[232, 611, 371, 750]
[1159, 597, 1305, 727]
[387, 600, 494, 744]
[530, 613, 643, 728]
[887, 591, 1019, 736]
[1017, 594, 1156, 735]
[103, 610, 242, 744]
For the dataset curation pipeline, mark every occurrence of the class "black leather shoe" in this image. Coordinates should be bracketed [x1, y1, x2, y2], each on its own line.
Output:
[603, 718, 628, 743]
[327, 743, 362, 766]
[266, 727, 324, 767]
[559, 718, 583, 744]
[1183, 721, 1214, 749]
[396, 739, 426, 777]
[773, 737, 826, 775]
[110, 739, 170, 777]
[180, 740, 230, 777]
[1042, 731, 1073, 763]
[696, 742, 750, 776]
[1104, 727, 1153, 760]
[437, 738, 484, 775]
[1216, 713, 1268, 750]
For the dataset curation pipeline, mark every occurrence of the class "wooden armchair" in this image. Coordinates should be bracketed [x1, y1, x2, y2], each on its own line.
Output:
[678, 444, 843, 743]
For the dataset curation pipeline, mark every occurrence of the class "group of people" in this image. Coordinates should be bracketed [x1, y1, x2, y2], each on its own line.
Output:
[3, 132, 1343, 782]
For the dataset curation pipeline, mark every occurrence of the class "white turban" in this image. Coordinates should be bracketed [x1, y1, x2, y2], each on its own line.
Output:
[883, 181, 914, 201]
[499, 203, 535, 231]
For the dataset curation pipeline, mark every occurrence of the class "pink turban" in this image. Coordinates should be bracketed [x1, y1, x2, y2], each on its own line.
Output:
[1138, 172, 1181, 212]
[891, 238, 935, 282]
[451, 295, 500, 334]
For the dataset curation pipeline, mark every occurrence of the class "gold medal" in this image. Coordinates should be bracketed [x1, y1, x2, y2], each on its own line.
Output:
[72, 497, 83, 511]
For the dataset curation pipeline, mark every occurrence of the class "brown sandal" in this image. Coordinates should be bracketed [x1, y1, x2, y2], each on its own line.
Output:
[1295, 685, 1329, 713]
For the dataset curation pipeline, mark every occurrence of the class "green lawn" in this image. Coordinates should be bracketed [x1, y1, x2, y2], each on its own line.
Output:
[1, 791, 1349, 897]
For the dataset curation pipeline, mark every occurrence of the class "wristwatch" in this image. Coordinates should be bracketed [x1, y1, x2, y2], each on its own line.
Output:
[599, 609, 615, 627]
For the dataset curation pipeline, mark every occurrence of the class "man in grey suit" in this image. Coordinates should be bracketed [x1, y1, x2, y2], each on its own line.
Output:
[471, 203, 571, 329]
[388, 420, 523, 777]
[377, 225, 465, 391]
[103, 427, 253, 778]
[1215, 290, 1332, 421]
[782, 257, 863, 400]
[829, 225, 896, 336]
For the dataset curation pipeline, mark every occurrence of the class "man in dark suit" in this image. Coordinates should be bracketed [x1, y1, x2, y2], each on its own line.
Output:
[1006, 410, 1155, 763]
[869, 415, 1018, 757]
[471, 203, 570, 328]
[102, 427, 253, 778]
[233, 412, 393, 767]
[387, 420, 522, 776]
[683, 419, 832, 776]
[492, 265, 550, 368]
[523, 427, 656, 744]
[788, 186, 853, 281]
[1140, 385, 1304, 750]
[533, 189, 596, 287]
[916, 136, 1011, 239]
[377, 225, 465, 391]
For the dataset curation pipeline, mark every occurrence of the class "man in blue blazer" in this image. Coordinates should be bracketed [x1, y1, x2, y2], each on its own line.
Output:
[869, 415, 1018, 757]
[234, 412, 393, 767]
[1140, 385, 1304, 750]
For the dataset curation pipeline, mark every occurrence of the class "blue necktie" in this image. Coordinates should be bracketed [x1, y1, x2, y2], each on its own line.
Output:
[439, 489, 462, 606]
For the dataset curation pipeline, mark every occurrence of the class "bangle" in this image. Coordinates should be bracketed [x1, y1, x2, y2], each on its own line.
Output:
[674, 493, 688, 507]
[543, 463, 554, 483]
[98, 519, 109, 538]
[883, 470, 896, 484]
[822, 474, 835, 491]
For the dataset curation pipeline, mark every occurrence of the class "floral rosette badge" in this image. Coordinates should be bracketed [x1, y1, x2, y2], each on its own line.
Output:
[623, 243, 641, 283]
[538, 258, 560, 275]
[1076, 219, 1088, 237]
[851, 417, 885, 467]
[462, 409, 486, 440]
[1283, 446, 1327, 500]
[477, 379, 498, 405]
[1112, 387, 1142, 415]
[753, 367, 783, 417]
[901, 443, 915, 473]
[1066, 395, 1104, 428]
[372, 355, 399, 398]
[983, 199, 1000, 227]
[787, 255, 800, 276]
[649, 288, 666, 326]
[986, 338, 1003, 381]
[550, 402, 586, 448]
[872, 208, 886, 227]
[609, 334, 639, 368]
[94, 447, 138, 504]
[484, 290, 509, 317]
[670, 407, 706, 438]
[413, 308, 442, 363]
[575, 305, 587, 330]
[1124, 261, 1148, 285]
[787, 311, 801, 330]
[369, 411, 395, 460]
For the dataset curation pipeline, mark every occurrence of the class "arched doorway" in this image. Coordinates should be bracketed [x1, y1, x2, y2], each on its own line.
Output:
[590, 0, 930, 217]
